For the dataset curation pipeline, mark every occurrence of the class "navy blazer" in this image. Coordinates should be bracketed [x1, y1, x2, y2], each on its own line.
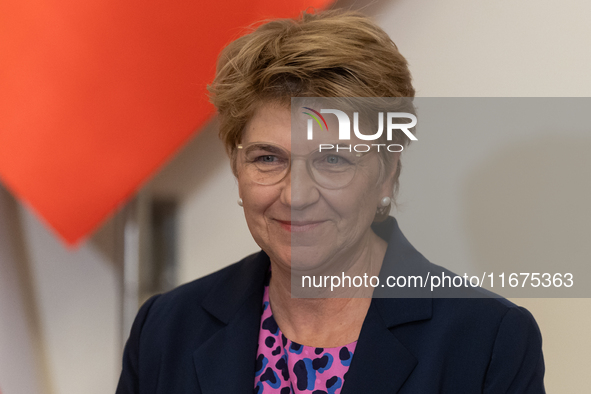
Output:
[116, 217, 545, 393]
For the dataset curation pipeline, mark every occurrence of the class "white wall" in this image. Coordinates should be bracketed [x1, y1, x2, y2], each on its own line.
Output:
[0, 186, 47, 394]
[368, 0, 591, 97]
[0, 185, 121, 394]
[148, 118, 259, 282]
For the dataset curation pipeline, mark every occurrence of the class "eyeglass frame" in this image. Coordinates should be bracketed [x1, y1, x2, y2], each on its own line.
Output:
[235, 141, 377, 190]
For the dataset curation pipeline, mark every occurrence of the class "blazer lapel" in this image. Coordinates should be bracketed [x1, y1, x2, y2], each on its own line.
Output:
[340, 297, 432, 394]
[193, 252, 270, 394]
[340, 218, 434, 393]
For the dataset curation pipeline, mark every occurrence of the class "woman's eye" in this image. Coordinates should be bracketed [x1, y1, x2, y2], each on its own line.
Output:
[253, 154, 285, 164]
[259, 155, 275, 162]
[326, 155, 339, 164]
[323, 154, 352, 165]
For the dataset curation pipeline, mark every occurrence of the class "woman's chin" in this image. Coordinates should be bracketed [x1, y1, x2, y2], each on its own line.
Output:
[289, 247, 343, 274]
[267, 245, 337, 274]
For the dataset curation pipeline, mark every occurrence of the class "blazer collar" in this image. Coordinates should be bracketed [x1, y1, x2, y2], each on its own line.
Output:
[338, 218, 432, 393]
[372, 217, 433, 327]
[194, 217, 432, 393]
[340, 301, 419, 394]
[194, 252, 270, 394]
[200, 252, 270, 324]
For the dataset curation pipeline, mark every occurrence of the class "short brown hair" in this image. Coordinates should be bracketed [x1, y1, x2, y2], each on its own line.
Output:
[208, 9, 415, 213]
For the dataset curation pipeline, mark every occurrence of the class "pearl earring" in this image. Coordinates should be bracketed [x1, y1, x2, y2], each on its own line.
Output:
[380, 196, 391, 207]
[237, 198, 243, 207]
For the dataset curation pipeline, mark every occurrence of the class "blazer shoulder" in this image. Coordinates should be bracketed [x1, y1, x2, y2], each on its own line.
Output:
[148, 250, 265, 315]
[117, 252, 268, 393]
[413, 258, 543, 339]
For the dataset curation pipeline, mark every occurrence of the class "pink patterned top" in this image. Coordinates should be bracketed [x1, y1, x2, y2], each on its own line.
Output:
[254, 274, 357, 394]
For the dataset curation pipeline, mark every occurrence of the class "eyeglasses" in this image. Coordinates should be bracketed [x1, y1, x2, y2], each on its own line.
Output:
[236, 142, 373, 189]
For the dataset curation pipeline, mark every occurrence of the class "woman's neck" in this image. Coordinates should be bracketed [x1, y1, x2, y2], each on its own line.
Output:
[267, 230, 388, 347]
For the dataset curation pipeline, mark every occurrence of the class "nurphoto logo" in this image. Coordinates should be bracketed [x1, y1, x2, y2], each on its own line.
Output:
[302, 107, 417, 153]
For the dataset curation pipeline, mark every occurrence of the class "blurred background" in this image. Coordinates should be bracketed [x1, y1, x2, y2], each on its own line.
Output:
[1, 0, 590, 393]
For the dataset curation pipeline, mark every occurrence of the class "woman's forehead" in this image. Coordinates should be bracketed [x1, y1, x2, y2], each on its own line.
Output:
[242, 102, 371, 153]
[242, 103, 292, 147]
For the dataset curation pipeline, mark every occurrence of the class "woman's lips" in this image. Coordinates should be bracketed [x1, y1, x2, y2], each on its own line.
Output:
[275, 220, 325, 232]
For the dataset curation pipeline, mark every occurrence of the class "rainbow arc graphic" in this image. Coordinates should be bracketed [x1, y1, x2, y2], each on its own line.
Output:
[302, 107, 328, 131]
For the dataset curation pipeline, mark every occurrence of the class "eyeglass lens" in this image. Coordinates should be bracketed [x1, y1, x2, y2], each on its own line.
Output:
[240, 143, 362, 189]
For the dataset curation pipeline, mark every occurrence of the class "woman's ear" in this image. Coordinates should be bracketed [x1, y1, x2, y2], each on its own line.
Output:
[237, 182, 243, 206]
[374, 152, 400, 222]
[380, 152, 400, 198]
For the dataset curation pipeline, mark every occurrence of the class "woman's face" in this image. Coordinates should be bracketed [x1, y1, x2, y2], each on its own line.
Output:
[237, 102, 397, 272]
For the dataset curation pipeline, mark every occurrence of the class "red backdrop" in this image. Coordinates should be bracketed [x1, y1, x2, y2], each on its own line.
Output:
[0, 0, 332, 246]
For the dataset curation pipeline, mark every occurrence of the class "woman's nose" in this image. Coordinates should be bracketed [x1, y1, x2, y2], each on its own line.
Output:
[280, 159, 320, 210]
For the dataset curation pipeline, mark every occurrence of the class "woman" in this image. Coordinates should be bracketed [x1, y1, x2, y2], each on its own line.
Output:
[117, 10, 545, 394]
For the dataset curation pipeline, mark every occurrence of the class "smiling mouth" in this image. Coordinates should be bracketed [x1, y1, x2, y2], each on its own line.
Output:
[275, 220, 326, 233]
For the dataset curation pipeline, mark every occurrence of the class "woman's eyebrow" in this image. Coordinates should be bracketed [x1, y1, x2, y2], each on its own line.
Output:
[249, 144, 286, 154]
